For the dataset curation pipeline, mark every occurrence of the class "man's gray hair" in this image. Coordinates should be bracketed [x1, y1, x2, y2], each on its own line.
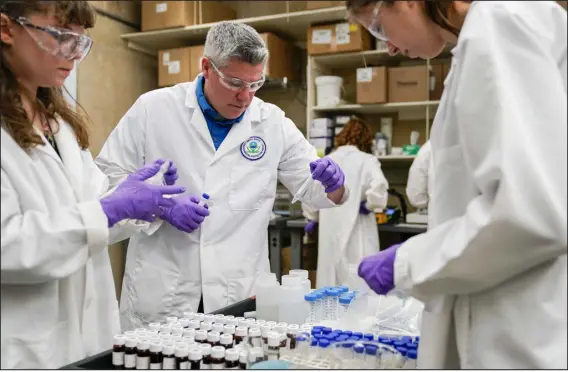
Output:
[204, 21, 268, 68]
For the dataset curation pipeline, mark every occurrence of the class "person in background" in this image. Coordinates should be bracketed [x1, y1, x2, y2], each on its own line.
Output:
[95, 21, 348, 332]
[303, 118, 388, 288]
[405, 140, 432, 211]
[0, 1, 193, 368]
[350, 0, 567, 369]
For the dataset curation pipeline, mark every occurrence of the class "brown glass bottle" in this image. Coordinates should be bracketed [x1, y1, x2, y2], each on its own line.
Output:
[286, 324, 299, 351]
[162, 345, 176, 370]
[149, 343, 162, 370]
[220, 334, 233, 350]
[195, 330, 208, 344]
[224, 349, 240, 370]
[188, 348, 202, 370]
[210, 346, 225, 370]
[207, 331, 221, 347]
[238, 350, 248, 370]
[265, 332, 280, 361]
[135, 341, 150, 370]
[175, 346, 189, 370]
[113, 335, 126, 370]
[124, 338, 138, 370]
[199, 344, 212, 370]
[234, 327, 247, 346]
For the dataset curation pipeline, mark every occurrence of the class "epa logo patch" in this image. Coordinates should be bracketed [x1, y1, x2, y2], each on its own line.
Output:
[240, 136, 266, 161]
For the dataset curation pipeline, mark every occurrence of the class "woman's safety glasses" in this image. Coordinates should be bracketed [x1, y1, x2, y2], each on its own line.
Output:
[364, 1, 388, 41]
[208, 59, 265, 92]
[10, 16, 93, 63]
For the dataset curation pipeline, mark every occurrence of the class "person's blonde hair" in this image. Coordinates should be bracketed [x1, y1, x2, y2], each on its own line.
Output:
[0, 1, 96, 150]
[334, 117, 374, 154]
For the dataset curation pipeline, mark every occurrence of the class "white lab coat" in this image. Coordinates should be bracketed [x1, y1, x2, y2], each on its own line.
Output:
[302, 146, 388, 288]
[393, 1, 567, 369]
[95, 77, 347, 331]
[0, 121, 120, 368]
[406, 140, 432, 209]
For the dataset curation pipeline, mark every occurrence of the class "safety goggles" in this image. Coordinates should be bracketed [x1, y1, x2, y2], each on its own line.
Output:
[208, 59, 265, 92]
[9, 16, 93, 63]
[364, 1, 389, 41]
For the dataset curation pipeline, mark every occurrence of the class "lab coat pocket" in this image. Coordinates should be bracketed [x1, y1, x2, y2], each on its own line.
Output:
[431, 144, 468, 222]
[229, 166, 271, 211]
[227, 275, 257, 305]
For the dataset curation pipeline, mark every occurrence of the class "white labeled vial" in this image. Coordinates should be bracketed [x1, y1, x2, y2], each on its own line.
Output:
[188, 320, 201, 330]
[136, 341, 150, 370]
[188, 348, 202, 370]
[210, 346, 225, 370]
[304, 294, 318, 323]
[204, 314, 216, 324]
[225, 318, 238, 327]
[220, 334, 234, 349]
[214, 314, 226, 325]
[194, 313, 205, 323]
[162, 344, 176, 370]
[234, 326, 248, 346]
[200, 193, 210, 207]
[124, 337, 138, 370]
[149, 323, 161, 333]
[237, 319, 248, 328]
[225, 349, 240, 370]
[183, 329, 196, 339]
[223, 325, 236, 336]
[266, 332, 281, 361]
[183, 335, 195, 345]
[183, 311, 195, 321]
[199, 343, 212, 370]
[171, 334, 183, 343]
[166, 316, 178, 324]
[212, 323, 224, 334]
[149, 342, 162, 370]
[239, 350, 249, 370]
[175, 345, 189, 370]
[112, 335, 126, 369]
[179, 318, 190, 329]
[195, 330, 208, 344]
[200, 321, 213, 332]
[171, 327, 184, 337]
[248, 328, 262, 348]
[160, 324, 172, 334]
[207, 331, 221, 347]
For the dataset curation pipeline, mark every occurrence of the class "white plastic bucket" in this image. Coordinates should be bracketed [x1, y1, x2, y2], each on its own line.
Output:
[315, 75, 343, 107]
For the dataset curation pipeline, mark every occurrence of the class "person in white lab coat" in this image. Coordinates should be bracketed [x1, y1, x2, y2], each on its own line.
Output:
[349, 0, 567, 369]
[0, 1, 190, 368]
[303, 118, 388, 288]
[406, 140, 432, 210]
[95, 21, 348, 331]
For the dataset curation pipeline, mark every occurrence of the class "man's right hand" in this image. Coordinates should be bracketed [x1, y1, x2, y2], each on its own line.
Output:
[161, 195, 210, 233]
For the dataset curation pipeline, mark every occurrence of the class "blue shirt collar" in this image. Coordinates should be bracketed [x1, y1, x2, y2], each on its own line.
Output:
[196, 75, 245, 126]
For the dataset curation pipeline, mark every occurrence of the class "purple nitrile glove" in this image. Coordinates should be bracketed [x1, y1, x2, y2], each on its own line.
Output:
[358, 243, 402, 295]
[162, 160, 178, 186]
[309, 157, 345, 193]
[161, 195, 210, 233]
[304, 220, 318, 234]
[359, 201, 372, 215]
[100, 161, 186, 228]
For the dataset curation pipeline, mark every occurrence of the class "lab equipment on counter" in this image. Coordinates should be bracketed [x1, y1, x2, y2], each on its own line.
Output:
[402, 131, 421, 156]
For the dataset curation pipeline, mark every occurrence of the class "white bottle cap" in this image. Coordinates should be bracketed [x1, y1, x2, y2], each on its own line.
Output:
[207, 331, 220, 342]
[212, 324, 224, 333]
[260, 325, 271, 338]
[135, 328, 147, 334]
[275, 325, 287, 334]
[265, 321, 277, 328]
[199, 343, 212, 355]
[126, 337, 138, 348]
[249, 347, 264, 362]
[226, 318, 238, 327]
[188, 348, 202, 361]
[287, 324, 300, 334]
[149, 337, 161, 345]
[211, 346, 225, 359]
[276, 322, 288, 328]
[171, 322, 182, 329]
[249, 325, 260, 333]
[235, 326, 248, 337]
[204, 315, 216, 323]
[281, 275, 302, 287]
[224, 315, 235, 320]
[200, 321, 212, 331]
[166, 316, 178, 324]
[237, 319, 248, 328]
[234, 317, 245, 323]
[175, 345, 189, 357]
[183, 336, 195, 344]
[255, 319, 266, 326]
[288, 269, 309, 280]
[267, 332, 280, 347]
[220, 334, 233, 346]
[162, 340, 174, 348]
[249, 328, 261, 338]
[214, 314, 226, 324]
[148, 323, 161, 332]
[160, 325, 171, 333]
[114, 335, 126, 346]
[225, 349, 239, 362]
[189, 320, 201, 330]
[171, 328, 183, 336]
[183, 329, 195, 338]
[171, 335, 182, 342]
[186, 342, 198, 349]
[159, 333, 172, 341]
[124, 331, 136, 337]
[150, 343, 162, 353]
[183, 311, 195, 320]
[163, 345, 175, 356]
[194, 313, 205, 322]
[195, 330, 208, 341]
[137, 341, 150, 351]
[223, 325, 236, 335]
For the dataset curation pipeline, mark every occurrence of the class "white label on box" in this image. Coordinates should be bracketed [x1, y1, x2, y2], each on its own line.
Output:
[312, 29, 332, 44]
[357, 68, 373, 83]
[162, 52, 170, 66]
[335, 23, 350, 45]
[156, 3, 168, 13]
[168, 60, 180, 75]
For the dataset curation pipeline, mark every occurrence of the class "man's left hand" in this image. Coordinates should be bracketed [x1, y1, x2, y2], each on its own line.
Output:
[309, 157, 345, 193]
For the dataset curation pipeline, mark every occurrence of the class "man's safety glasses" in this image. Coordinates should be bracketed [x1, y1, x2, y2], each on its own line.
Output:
[365, 1, 389, 41]
[208, 59, 265, 92]
[9, 16, 93, 63]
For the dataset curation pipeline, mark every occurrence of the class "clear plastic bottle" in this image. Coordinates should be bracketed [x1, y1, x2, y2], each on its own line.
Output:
[353, 344, 365, 368]
[338, 295, 352, 320]
[364, 345, 378, 369]
[404, 349, 418, 369]
[317, 339, 330, 360]
[329, 289, 342, 321]
[304, 294, 318, 323]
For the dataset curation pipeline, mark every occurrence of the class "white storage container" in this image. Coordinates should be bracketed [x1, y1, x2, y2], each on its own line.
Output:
[315, 76, 343, 107]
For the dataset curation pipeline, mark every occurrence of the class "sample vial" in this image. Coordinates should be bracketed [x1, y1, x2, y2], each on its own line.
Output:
[365, 345, 378, 369]
[149, 323, 161, 333]
[274, 325, 287, 349]
[113, 335, 126, 369]
[210, 346, 225, 370]
[204, 314, 215, 323]
[327, 289, 340, 321]
[161, 324, 172, 334]
[207, 332, 221, 347]
[238, 351, 248, 370]
[124, 337, 138, 370]
[212, 323, 224, 334]
[225, 349, 240, 370]
[135, 328, 147, 335]
[249, 347, 264, 365]
[223, 325, 236, 337]
[200, 322, 213, 332]
[363, 333, 374, 342]
[237, 319, 248, 328]
[175, 345, 189, 370]
[171, 327, 184, 337]
[194, 313, 205, 323]
[304, 294, 318, 323]
[404, 349, 418, 369]
[214, 314, 226, 325]
[248, 328, 262, 348]
[260, 325, 271, 346]
[286, 324, 299, 351]
[234, 327, 247, 346]
[179, 318, 190, 329]
[353, 344, 365, 365]
[199, 193, 210, 207]
[220, 334, 233, 349]
[195, 330, 208, 344]
[188, 348, 202, 370]
[171, 334, 183, 343]
[188, 320, 201, 330]
[162, 344, 176, 370]
[135, 341, 150, 370]
[149, 342, 162, 370]
[183, 329, 196, 339]
[338, 295, 352, 320]
[167, 316, 179, 324]
[225, 318, 238, 327]
[199, 344, 212, 370]
[255, 319, 266, 326]
[265, 332, 281, 361]
[183, 312, 195, 321]
[265, 321, 276, 329]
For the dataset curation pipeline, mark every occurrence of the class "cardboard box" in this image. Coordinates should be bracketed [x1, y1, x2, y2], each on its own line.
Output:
[89, 1, 141, 26]
[158, 46, 204, 87]
[142, 1, 235, 32]
[388, 66, 428, 103]
[307, 1, 344, 10]
[308, 23, 372, 55]
[356, 67, 387, 104]
[260, 33, 298, 80]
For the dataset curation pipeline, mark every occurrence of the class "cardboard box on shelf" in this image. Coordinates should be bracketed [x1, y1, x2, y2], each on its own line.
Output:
[306, 1, 344, 10]
[356, 66, 387, 104]
[259, 33, 298, 80]
[308, 22, 372, 55]
[158, 45, 204, 87]
[388, 65, 429, 103]
[142, 1, 235, 32]
[189, 45, 205, 81]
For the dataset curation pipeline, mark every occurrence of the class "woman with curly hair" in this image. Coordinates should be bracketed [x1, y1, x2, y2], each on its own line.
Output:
[0, 1, 193, 368]
[303, 117, 389, 287]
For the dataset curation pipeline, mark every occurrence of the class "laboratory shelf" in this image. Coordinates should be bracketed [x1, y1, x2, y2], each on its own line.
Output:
[121, 6, 348, 55]
[312, 101, 440, 115]
[377, 155, 417, 161]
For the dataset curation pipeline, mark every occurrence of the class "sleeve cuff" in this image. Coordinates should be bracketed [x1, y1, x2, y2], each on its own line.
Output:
[77, 200, 110, 255]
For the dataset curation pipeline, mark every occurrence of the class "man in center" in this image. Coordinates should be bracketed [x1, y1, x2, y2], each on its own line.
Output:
[96, 21, 348, 330]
